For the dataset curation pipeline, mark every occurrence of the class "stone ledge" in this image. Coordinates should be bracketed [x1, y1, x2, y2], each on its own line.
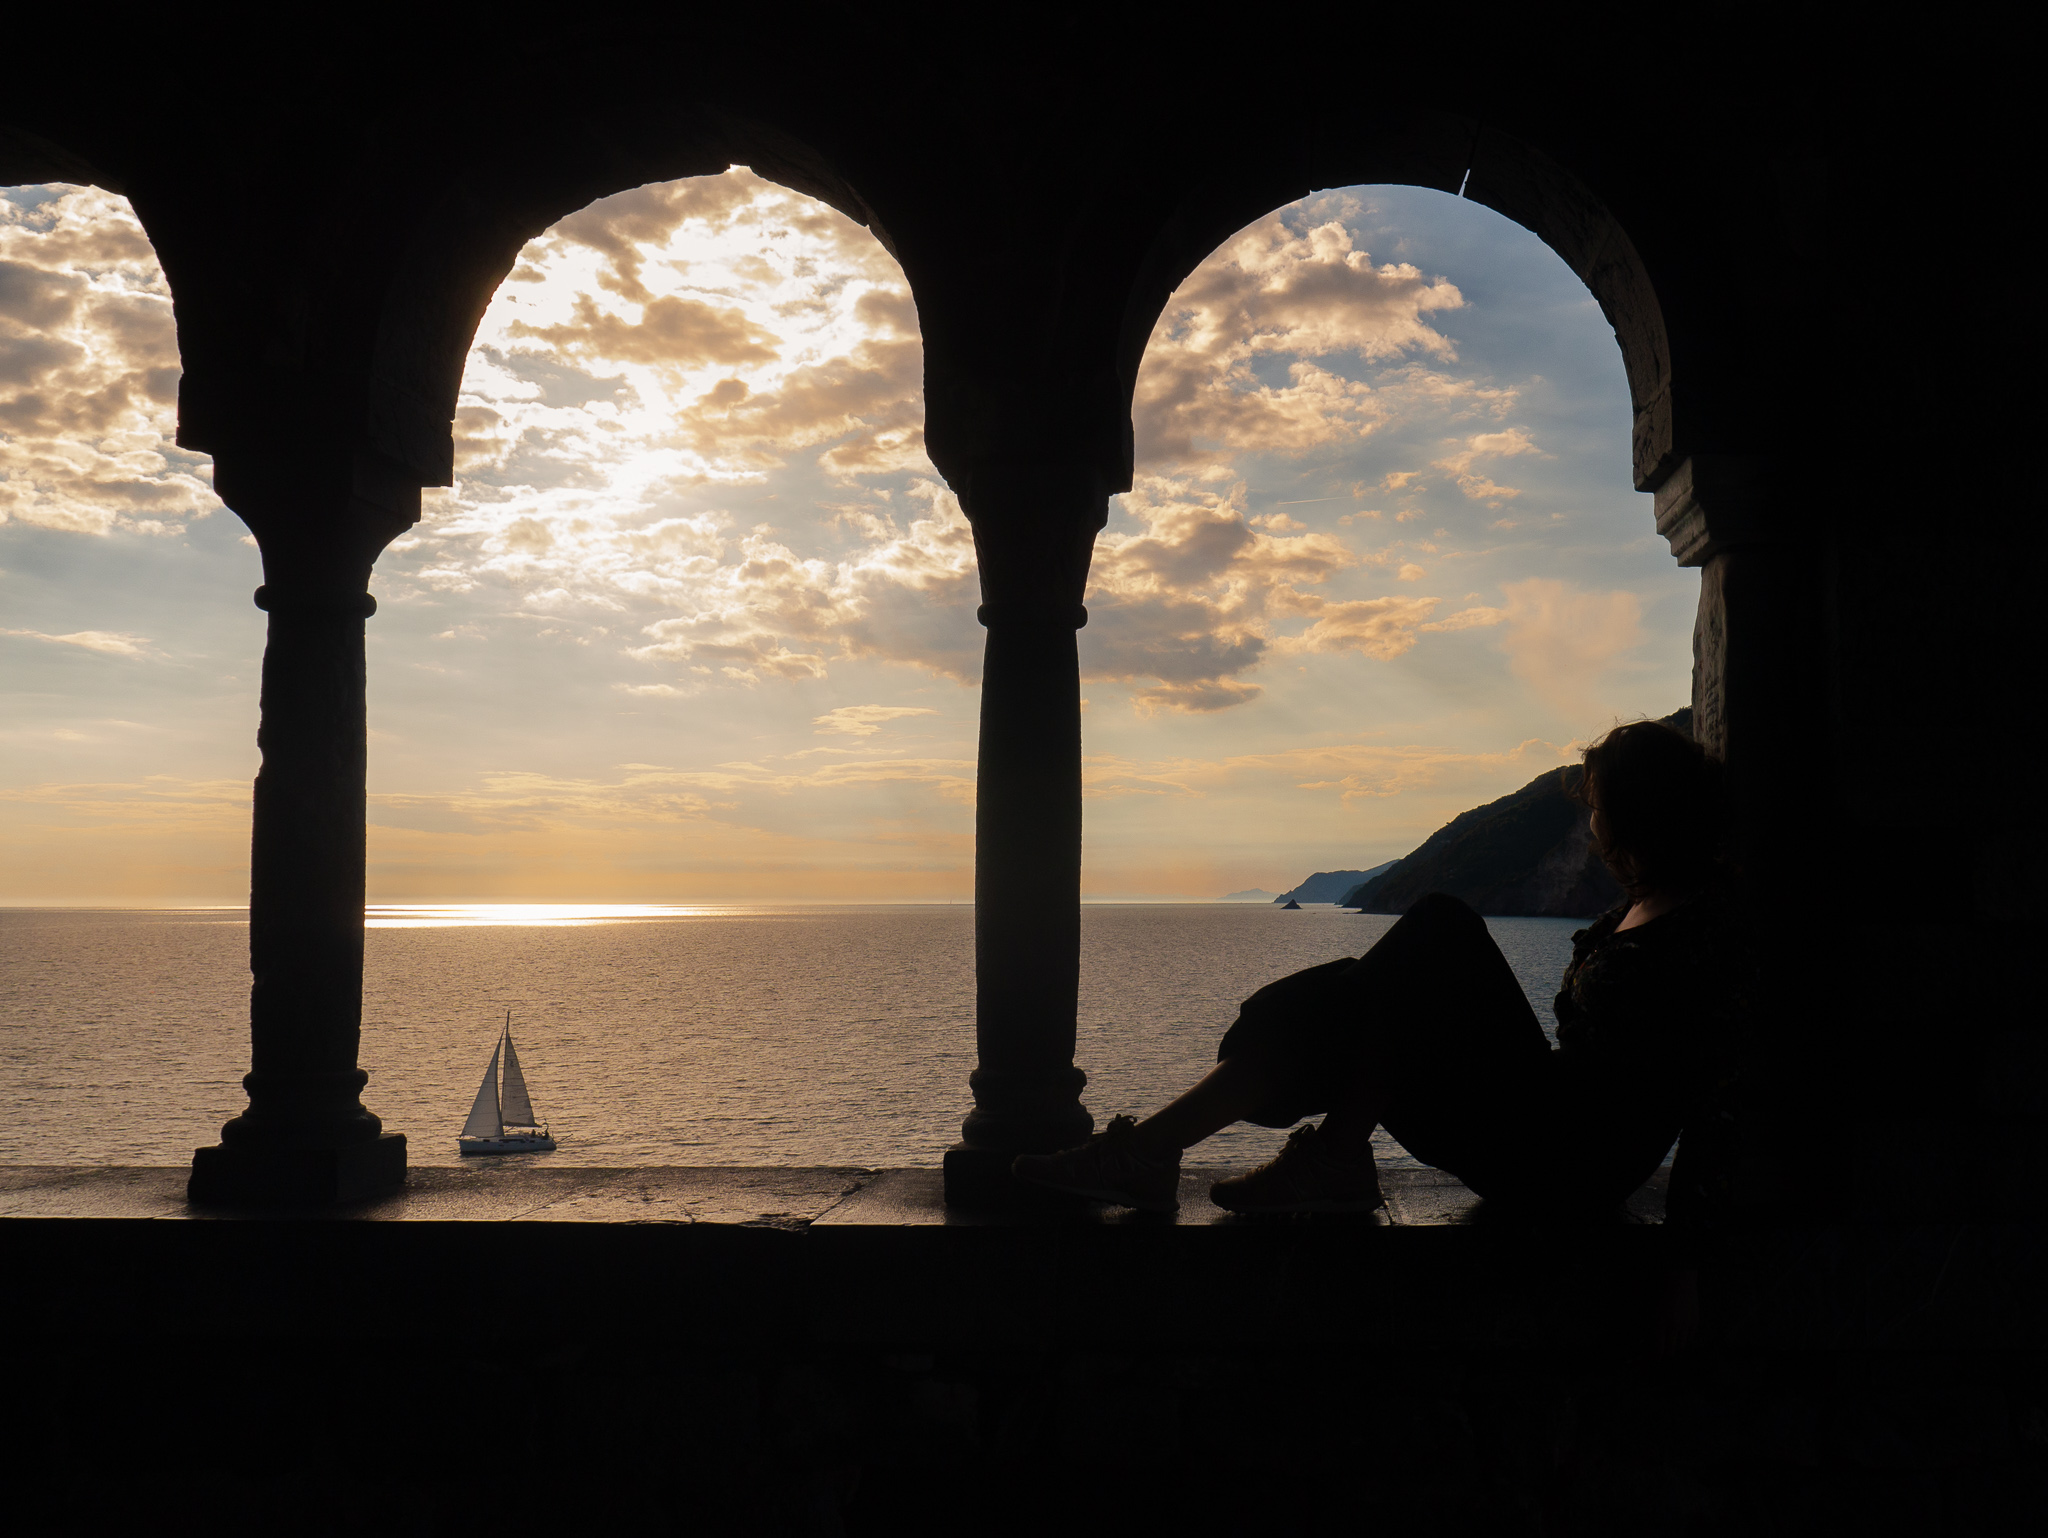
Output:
[819, 1165, 1669, 1226]
[3, 1165, 2041, 1354]
[0, 1163, 867, 1225]
[0, 1162, 1668, 1226]
[0, 1163, 1674, 1357]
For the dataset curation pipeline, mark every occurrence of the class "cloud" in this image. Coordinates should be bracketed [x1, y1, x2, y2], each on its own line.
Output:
[1432, 427, 1547, 502]
[445, 167, 923, 494]
[2, 627, 151, 656]
[1075, 468, 1514, 707]
[1084, 736, 1569, 803]
[376, 170, 975, 695]
[1419, 605, 1508, 632]
[508, 293, 781, 371]
[579, 478, 980, 687]
[547, 173, 878, 306]
[1134, 212, 1465, 468]
[0, 186, 220, 536]
[1491, 577, 1645, 720]
[1081, 195, 1560, 715]
[1079, 473, 1360, 710]
[0, 773, 249, 828]
[1267, 589, 1443, 660]
[614, 681, 693, 697]
[381, 754, 980, 827]
[813, 705, 939, 736]
[1450, 475, 1521, 502]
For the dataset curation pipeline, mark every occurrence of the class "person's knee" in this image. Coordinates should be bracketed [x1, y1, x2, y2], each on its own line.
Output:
[1405, 891, 1480, 928]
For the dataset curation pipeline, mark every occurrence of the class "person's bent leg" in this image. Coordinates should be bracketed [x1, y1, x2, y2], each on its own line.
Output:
[1131, 1051, 1281, 1157]
[1206, 1039, 1392, 1213]
[1009, 1053, 1282, 1210]
[1312, 1059, 1390, 1164]
[1336, 894, 1546, 1061]
[1211, 895, 1546, 1212]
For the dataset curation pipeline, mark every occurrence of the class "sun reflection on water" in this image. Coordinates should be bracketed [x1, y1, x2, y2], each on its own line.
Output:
[366, 904, 740, 929]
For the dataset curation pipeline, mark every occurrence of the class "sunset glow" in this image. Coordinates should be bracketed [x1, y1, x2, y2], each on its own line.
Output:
[2, 174, 1695, 904]
[365, 903, 752, 928]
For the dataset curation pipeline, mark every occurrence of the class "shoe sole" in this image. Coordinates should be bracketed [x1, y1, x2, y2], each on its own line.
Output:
[1012, 1168, 1179, 1212]
[1210, 1193, 1384, 1215]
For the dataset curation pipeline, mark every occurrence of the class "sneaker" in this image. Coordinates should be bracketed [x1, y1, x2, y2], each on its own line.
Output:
[1011, 1115, 1182, 1211]
[1209, 1123, 1384, 1214]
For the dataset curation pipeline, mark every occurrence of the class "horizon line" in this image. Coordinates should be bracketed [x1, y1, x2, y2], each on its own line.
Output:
[0, 896, 1308, 911]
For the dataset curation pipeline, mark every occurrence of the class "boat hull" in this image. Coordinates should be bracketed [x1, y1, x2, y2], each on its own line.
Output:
[458, 1134, 557, 1156]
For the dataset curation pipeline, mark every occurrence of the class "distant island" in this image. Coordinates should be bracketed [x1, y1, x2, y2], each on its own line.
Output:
[1218, 888, 1283, 903]
[1339, 709, 1690, 918]
[1267, 863, 1398, 905]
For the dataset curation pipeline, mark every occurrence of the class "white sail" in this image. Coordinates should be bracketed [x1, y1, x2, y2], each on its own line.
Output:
[460, 1043, 503, 1138]
[500, 1032, 538, 1127]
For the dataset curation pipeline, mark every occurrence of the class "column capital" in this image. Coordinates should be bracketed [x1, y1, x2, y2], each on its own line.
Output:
[1653, 454, 1802, 567]
[953, 456, 1112, 614]
[949, 455, 1117, 520]
[254, 586, 380, 620]
[976, 602, 1088, 630]
[212, 446, 424, 592]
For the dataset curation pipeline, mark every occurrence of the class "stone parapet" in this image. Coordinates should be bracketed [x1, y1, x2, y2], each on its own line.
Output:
[7, 1165, 2043, 1534]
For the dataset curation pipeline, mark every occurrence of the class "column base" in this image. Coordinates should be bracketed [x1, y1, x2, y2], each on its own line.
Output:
[189, 1133, 406, 1207]
[942, 1142, 1095, 1212]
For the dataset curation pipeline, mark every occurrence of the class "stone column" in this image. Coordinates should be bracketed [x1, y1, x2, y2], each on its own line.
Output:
[943, 460, 1109, 1205]
[1654, 451, 1839, 1201]
[188, 453, 419, 1206]
[1653, 454, 1825, 877]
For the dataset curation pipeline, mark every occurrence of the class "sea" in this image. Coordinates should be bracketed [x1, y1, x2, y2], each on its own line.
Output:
[0, 904, 1588, 1171]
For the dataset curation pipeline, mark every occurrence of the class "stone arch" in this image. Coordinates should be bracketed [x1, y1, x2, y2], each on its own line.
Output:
[0, 122, 127, 195]
[1090, 158, 1677, 731]
[355, 111, 902, 492]
[0, 172, 216, 542]
[3, 104, 896, 502]
[1113, 111, 1675, 496]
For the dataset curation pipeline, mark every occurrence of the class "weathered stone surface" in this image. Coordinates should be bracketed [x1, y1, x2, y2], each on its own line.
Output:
[515, 1166, 865, 1227]
[0, 1164, 867, 1225]
[0, 1162, 1666, 1227]
[0, 1166, 188, 1218]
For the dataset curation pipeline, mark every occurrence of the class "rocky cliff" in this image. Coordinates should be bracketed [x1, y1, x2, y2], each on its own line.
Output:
[1341, 710, 1690, 918]
[1273, 862, 1398, 904]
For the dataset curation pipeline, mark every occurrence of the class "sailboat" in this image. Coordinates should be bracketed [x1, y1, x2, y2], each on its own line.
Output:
[458, 1012, 558, 1155]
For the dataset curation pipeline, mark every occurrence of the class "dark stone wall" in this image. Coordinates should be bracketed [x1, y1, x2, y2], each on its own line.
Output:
[20, 1335, 2048, 1536]
[1, 8, 2038, 1421]
[9, 1214, 2045, 1536]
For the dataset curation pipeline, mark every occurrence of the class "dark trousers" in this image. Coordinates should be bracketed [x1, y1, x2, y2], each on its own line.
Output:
[1218, 893, 1672, 1208]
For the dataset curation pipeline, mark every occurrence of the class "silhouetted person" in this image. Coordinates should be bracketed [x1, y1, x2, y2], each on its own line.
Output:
[1016, 719, 1749, 1346]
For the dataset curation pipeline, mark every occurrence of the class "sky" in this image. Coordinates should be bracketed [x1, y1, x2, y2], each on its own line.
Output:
[0, 174, 1696, 904]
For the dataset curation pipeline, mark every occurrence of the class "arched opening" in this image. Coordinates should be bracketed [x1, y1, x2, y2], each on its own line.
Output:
[1075, 182, 1694, 1170]
[366, 168, 971, 905]
[0, 171, 985, 1169]
[354, 169, 988, 1164]
[1, 179, 261, 1160]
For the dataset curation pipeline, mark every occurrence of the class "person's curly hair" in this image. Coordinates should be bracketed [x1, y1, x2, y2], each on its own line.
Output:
[1569, 719, 1727, 900]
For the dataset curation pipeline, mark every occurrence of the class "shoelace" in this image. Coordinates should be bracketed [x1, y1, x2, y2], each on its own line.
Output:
[1098, 1113, 1177, 1169]
[1283, 1122, 1367, 1174]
